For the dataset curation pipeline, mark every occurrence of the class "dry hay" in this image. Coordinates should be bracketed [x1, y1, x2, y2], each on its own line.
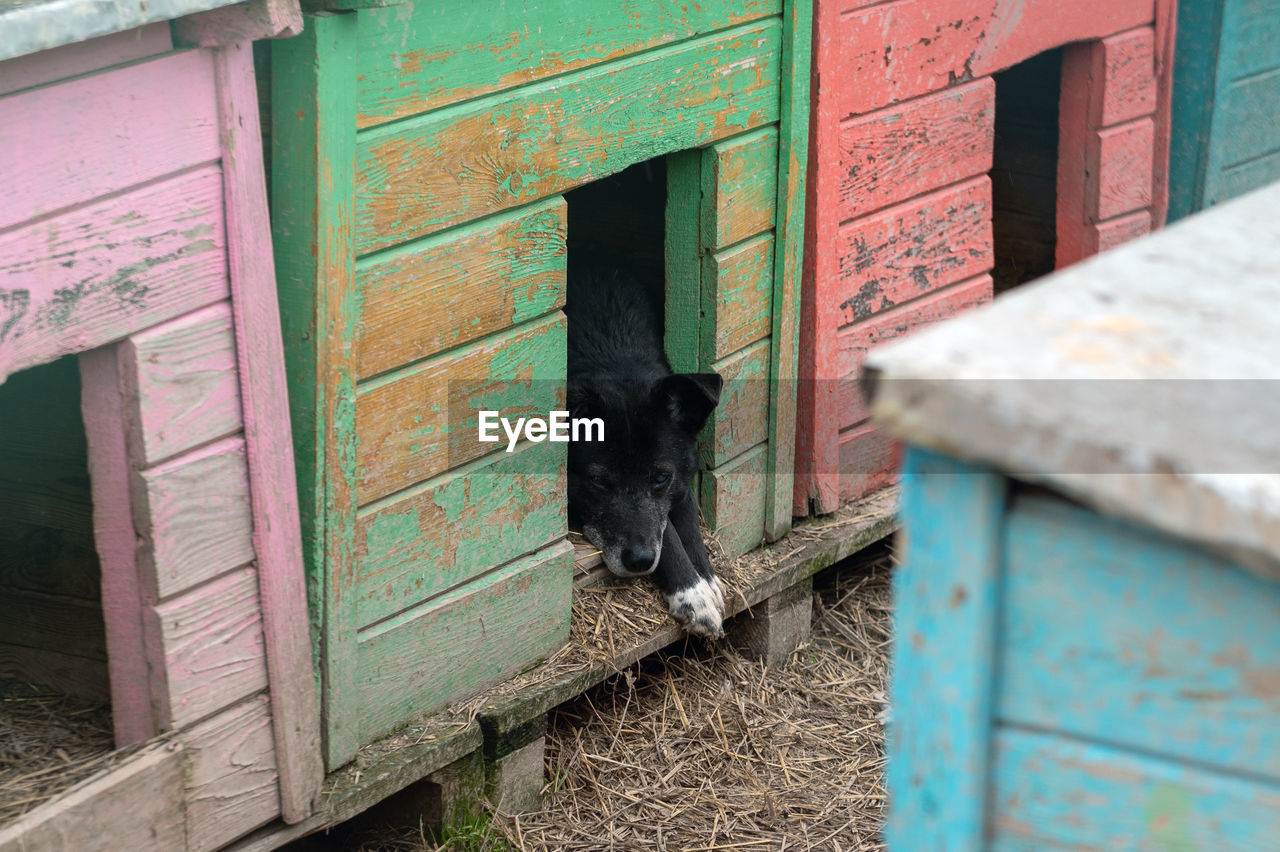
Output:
[0, 678, 116, 828]
[502, 545, 894, 851]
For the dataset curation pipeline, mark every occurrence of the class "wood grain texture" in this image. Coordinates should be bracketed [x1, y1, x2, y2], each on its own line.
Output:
[354, 439, 565, 629]
[837, 79, 995, 222]
[706, 338, 771, 468]
[182, 696, 280, 852]
[700, 442, 768, 559]
[354, 0, 781, 128]
[357, 199, 566, 379]
[354, 541, 572, 746]
[0, 740, 185, 852]
[0, 166, 231, 381]
[134, 436, 255, 600]
[885, 447, 1006, 852]
[144, 567, 268, 730]
[0, 588, 106, 660]
[999, 495, 1280, 780]
[80, 345, 157, 745]
[835, 275, 994, 427]
[0, 644, 109, 704]
[991, 727, 1280, 851]
[831, 0, 1154, 117]
[268, 12, 360, 768]
[0, 49, 219, 231]
[355, 22, 781, 252]
[1089, 209, 1151, 253]
[701, 234, 773, 361]
[1090, 118, 1155, 221]
[700, 128, 779, 250]
[834, 178, 993, 327]
[354, 313, 565, 506]
[1094, 27, 1159, 128]
[214, 39, 322, 822]
[121, 302, 243, 467]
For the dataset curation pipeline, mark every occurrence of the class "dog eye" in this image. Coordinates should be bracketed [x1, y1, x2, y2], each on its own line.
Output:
[650, 470, 672, 489]
[587, 474, 608, 492]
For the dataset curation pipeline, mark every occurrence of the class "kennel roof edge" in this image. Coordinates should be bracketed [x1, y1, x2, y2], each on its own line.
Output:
[867, 180, 1280, 581]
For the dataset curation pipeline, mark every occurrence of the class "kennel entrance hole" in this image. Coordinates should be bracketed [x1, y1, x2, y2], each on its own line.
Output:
[990, 47, 1062, 295]
[564, 157, 670, 310]
[0, 353, 117, 828]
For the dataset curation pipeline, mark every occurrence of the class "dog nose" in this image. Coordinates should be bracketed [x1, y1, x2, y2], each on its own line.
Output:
[622, 546, 656, 573]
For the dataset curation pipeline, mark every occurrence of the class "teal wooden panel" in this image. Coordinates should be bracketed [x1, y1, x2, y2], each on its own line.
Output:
[1168, 0, 1224, 220]
[1224, 0, 1280, 79]
[990, 727, 1280, 851]
[998, 495, 1280, 781]
[1212, 70, 1280, 172]
[885, 446, 1007, 852]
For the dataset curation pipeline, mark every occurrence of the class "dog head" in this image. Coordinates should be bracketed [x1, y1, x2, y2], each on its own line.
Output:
[568, 372, 722, 577]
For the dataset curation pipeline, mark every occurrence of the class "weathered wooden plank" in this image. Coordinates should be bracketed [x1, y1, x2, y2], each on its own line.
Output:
[354, 541, 572, 746]
[354, 0, 781, 128]
[763, 0, 810, 539]
[835, 275, 993, 427]
[0, 23, 172, 97]
[355, 22, 781, 252]
[832, 0, 1154, 117]
[0, 166, 230, 382]
[1093, 27, 1158, 128]
[356, 199, 566, 379]
[701, 234, 773, 361]
[1089, 209, 1151, 253]
[1224, 0, 1280, 80]
[182, 696, 280, 852]
[1210, 148, 1280, 206]
[1090, 118, 1155, 221]
[838, 79, 995, 222]
[999, 495, 1280, 780]
[1214, 68, 1280, 170]
[121, 302, 243, 467]
[80, 346, 157, 744]
[270, 12, 362, 770]
[134, 436, 255, 600]
[701, 128, 779, 250]
[0, 50, 219, 231]
[354, 313, 565, 506]
[664, 150, 704, 375]
[0, 740, 186, 852]
[172, 0, 302, 47]
[214, 39, 323, 822]
[700, 442, 768, 559]
[706, 338, 771, 468]
[834, 178, 993, 327]
[885, 447, 1006, 851]
[144, 567, 268, 729]
[354, 439, 566, 628]
[1167, 0, 1222, 222]
[990, 727, 1280, 851]
[837, 420, 900, 505]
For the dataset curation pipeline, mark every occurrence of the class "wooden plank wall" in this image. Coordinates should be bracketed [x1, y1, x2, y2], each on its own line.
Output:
[1169, 0, 1280, 220]
[798, 0, 1169, 515]
[0, 34, 319, 850]
[271, 0, 808, 768]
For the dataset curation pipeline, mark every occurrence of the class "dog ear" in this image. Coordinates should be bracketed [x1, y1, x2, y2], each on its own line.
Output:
[654, 373, 723, 433]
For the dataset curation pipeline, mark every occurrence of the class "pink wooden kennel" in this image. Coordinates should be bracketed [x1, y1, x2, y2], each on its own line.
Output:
[0, 1, 321, 848]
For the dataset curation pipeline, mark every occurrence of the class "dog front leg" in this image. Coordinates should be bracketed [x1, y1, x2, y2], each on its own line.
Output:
[653, 520, 725, 640]
[668, 485, 718, 583]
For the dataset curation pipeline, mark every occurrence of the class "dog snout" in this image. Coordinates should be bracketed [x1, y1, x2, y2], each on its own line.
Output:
[621, 544, 657, 575]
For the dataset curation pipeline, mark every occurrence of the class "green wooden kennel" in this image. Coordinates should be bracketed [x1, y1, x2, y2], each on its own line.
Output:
[265, 0, 811, 770]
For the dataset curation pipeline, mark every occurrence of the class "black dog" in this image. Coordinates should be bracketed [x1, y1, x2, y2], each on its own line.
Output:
[565, 259, 726, 639]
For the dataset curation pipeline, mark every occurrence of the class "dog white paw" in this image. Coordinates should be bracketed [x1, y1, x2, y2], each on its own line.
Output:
[666, 577, 726, 640]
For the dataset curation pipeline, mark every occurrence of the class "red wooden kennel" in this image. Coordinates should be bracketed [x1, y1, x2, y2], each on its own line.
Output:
[795, 0, 1177, 515]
